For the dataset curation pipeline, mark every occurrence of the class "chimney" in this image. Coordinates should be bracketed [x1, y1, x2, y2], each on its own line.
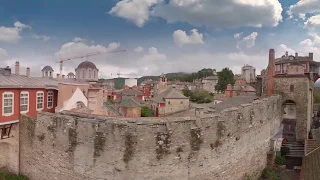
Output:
[266, 49, 275, 96]
[309, 52, 314, 60]
[15, 61, 20, 75]
[295, 52, 298, 58]
[26, 67, 30, 77]
[56, 74, 60, 79]
[62, 75, 65, 79]
[256, 76, 262, 96]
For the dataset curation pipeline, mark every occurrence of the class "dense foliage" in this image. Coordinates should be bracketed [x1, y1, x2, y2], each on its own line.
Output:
[214, 68, 235, 93]
[137, 68, 217, 84]
[141, 106, 153, 117]
[0, 171, 29, 180]
[182, 87, 213, 104]
[314, 88, 320, 103]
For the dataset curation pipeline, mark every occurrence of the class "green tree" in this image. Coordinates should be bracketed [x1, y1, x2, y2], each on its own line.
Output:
[197, 68, 214, 78]
[314, 88, 320, 103]
[215, 68, 235, 93]
[182, 86, 193, 97]
[141, 106, 153, 117]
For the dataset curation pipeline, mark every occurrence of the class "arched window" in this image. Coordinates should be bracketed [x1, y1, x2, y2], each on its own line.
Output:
[82, 69, 85, 79]
[89, 69, 92, 79]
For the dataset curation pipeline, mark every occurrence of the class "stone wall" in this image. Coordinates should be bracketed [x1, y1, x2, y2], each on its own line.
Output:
[0, 123, 19, 174]
[19, 95, 282, 180]
[301, 146, 320, 179]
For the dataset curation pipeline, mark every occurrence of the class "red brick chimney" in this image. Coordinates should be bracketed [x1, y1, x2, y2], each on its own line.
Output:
[15, 61, 20, 75]
[26, 67, 30, 77]
[266, 49, 275, 96]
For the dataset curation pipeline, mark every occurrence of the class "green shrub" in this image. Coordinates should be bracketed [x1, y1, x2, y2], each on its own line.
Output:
[0, 171, 29, 180]
[141, 106, 153, 117]
[262, 169, 280, 180]
[275, 156, 286, 165]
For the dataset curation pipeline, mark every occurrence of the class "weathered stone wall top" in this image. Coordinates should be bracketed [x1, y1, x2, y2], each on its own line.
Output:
[20, 94, 282, 180]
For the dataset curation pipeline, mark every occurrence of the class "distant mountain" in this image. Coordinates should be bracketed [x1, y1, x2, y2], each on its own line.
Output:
[137, 72, 190, 84]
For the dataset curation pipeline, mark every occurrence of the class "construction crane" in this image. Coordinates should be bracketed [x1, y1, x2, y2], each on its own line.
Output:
[56, 49, 126, 75]
[111, 72, 129, 78]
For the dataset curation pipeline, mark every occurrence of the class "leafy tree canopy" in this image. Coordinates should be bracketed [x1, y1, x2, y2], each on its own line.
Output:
[141, 106, 153, 117]
[215, 68, 235, 93]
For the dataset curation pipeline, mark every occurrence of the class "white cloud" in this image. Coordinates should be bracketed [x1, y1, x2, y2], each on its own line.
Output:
[278, 44, 296, 55]
[0, 21, 31, 43]
[234, 32, 243, 39]
[236, 32, 258, 49]
[0, 48, 7, 59]
[134, 46, 144, 53]
[33, 34, 50, 42]
[14, 21, 31, 29]
[73, 37, 87, 42]
[173, 29, 204, 46]
[288, 0, 320, 18]
[109, 0, 161, 27]
[151, 0, 283, 28]
[142, 47, 166, 61]
[109, 0, 283, 28]
[304, 14, 320, 30]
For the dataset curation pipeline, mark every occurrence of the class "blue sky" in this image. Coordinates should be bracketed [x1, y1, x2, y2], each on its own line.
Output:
[1, 0, 320, 78]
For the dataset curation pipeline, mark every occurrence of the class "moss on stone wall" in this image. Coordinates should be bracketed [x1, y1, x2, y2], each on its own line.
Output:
[155, 132, 171, 160]
[123, 132, 136, 163]
[93, 132, 106, 158]
[66, 128, 77, 156]
[37, 133, 45, 142]
[190, 128, 203, 151]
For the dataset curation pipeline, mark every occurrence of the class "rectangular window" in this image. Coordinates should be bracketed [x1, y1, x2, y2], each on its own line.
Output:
[47, 91, 53, 108]
[37, 92, 44, 110]
[3, 92, 14, 116]
[20, 92, 29, 113]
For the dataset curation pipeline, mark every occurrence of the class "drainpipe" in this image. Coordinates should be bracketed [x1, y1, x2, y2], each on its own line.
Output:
[18, 86, 21, 174]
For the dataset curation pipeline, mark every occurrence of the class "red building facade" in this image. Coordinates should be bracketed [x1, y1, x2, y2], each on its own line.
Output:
[0, 66, 59, 125]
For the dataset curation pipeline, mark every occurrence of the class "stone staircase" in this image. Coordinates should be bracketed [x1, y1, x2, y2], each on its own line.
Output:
[282, 141, 305, 157]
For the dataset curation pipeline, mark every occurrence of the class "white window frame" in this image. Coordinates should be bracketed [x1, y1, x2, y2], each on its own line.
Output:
[47, 91, 54, 109]
[20, 91, 29, 114]
[36, 91, 44, 111]
[2, 92, 14, 116]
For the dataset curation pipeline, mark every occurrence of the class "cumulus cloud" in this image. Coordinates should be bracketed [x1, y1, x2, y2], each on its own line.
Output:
[109, 0, 161, 27]
[142, 47, 166, 61]
[33, 34, 51, 42]
[73, 37, 87, 42]
[151, 0, 283, 28]
[236, 32, 258, 49]
[288, 0, 320, 18]
[134, 46, 144, 53]
[0, 21, 31, 43]
[278, 44, 296, 55]
[173, 29, 204, 46]
[234, 32, 243, 39]
[304, 14, 320, 30]
[0, 48, 7, 59]
[109, 0, 283, 28]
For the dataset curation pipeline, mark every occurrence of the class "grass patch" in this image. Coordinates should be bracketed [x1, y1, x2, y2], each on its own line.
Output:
[261, 168, 280, 180]
[0, 171, 29, 180]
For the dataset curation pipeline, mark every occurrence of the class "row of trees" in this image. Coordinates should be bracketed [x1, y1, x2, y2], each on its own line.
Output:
[182, 88, 213, 103]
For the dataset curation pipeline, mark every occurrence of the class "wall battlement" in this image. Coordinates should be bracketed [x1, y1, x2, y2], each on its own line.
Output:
[19, 95, 282, 180]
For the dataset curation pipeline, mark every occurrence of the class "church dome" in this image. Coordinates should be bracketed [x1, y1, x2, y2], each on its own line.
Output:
[76, 61, 97, 70]
[67, 72, 75, 76]
[42, 65, 54, 72]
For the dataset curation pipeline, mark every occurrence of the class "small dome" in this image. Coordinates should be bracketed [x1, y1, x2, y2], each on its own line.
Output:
[67, 72, 75, 76]
[76, 61, 97, 70]
[42, 66, 54, 72]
